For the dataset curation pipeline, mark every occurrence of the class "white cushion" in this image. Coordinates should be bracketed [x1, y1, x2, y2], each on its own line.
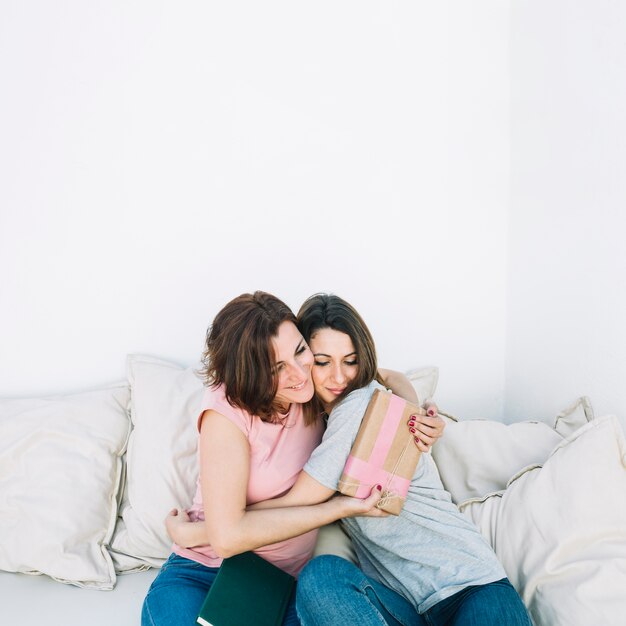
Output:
[431, 397, 592, 503]
[109, 355, 202, 568]
[406, 366, 439, 404]
[553, 395, 594, 437]
[0, 384, 130, 589]
[460, 415, 626, 626]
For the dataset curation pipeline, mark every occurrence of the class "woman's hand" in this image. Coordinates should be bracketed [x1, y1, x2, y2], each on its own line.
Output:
[338, 485, 389, 518]
[378, 369, 445, 452]
[407, 402, 445, 452]
[165, 508, 196, 546]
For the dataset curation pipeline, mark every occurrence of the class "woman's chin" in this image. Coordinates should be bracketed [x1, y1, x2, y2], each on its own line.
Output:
[295, 382, 316, 403]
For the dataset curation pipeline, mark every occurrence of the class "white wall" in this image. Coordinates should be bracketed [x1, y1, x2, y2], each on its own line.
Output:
[506, 1, 626, 421]
[0, 2, 510, 418]
[2, 3, 622, 425]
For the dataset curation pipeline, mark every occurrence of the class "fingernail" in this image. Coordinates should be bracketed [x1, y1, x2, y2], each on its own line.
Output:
[428, 410, 435, 416]
[410, 427, 416, 433]
[376, 484, 382, 491]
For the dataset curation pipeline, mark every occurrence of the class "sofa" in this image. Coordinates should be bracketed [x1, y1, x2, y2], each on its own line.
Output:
[1, 354, 625, 626]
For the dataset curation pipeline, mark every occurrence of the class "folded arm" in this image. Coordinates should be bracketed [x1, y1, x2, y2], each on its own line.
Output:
[168, 410, 383, 553]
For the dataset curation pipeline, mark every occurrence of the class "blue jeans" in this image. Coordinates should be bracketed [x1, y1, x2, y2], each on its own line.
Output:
[141, 553, 300, 626]
[296, 555, 532, 626]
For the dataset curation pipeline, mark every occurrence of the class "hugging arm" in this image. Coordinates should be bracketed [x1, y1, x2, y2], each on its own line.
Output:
[247, 470, 358, 510]
[167, 410, 384, 552]
[378, 368, 420, 404]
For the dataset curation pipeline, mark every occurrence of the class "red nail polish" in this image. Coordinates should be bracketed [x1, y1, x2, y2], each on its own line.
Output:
[410, 427, 416, 433]
[376, 484, 382, 491]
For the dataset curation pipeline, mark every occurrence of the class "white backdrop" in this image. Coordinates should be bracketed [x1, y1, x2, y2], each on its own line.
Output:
[2, 2, 622, 423]
[505, 0, 626, 422]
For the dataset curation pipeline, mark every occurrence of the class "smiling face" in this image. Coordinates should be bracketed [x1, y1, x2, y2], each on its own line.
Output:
[271, 320, 315, 410]
[309, 327, 359, 410]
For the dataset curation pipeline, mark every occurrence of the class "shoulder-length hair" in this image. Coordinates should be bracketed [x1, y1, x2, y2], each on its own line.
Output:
[297, 293, 384, 419]
[200, 291, 315, 424]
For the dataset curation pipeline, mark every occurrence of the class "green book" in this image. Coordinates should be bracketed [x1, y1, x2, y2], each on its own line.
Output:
[197, 551, 296, 626]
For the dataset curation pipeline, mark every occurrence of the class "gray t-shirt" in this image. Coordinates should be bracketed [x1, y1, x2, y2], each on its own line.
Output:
[304, 381, 506, 613]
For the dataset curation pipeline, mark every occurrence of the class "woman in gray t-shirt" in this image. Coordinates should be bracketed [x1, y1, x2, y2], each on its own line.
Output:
[288, 294, 531, 626]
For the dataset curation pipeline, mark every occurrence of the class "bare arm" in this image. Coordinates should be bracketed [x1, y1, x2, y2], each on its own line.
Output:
[171, 410, 383, 554]
[378, 367, 419, 404]
[248, 470, 344, 510]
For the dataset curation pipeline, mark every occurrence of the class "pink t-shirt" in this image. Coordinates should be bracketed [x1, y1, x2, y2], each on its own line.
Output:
[173, 384, 324, 577]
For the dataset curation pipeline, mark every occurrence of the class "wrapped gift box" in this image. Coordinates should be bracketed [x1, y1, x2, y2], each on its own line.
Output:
[338, 389, 422, 515]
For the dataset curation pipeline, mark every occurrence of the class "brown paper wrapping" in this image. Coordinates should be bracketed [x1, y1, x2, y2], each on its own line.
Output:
[337, 389, 422, 515]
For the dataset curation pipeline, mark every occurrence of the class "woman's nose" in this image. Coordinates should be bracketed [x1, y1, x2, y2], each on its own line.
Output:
[330, 364, 346, 383]
[286, 360, 307, 379]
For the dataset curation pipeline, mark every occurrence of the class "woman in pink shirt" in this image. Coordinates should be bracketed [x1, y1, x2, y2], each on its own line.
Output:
[141, 291, 441, 626]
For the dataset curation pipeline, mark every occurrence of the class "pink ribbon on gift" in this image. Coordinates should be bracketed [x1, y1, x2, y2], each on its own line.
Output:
[343, 394, 411, 498]
[343, 455, 411, 498]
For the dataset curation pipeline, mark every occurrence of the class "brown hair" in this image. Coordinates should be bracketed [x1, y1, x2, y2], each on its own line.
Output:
[297, 293, 384, 419]
[200, 291, 305, 423]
